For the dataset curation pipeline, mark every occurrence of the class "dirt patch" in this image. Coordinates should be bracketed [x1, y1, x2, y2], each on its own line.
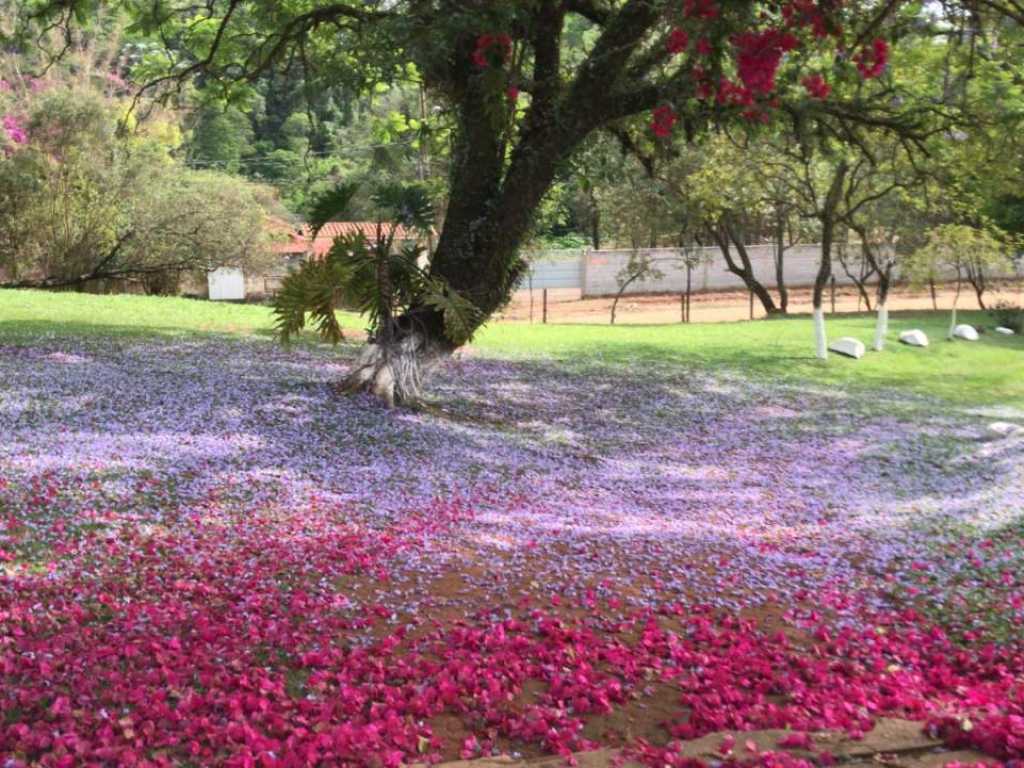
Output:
[499, 284, 1024, 325]
[418, 718, 997, 768]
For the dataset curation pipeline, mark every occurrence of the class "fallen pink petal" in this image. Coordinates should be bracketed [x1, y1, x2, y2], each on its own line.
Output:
[0, 335, 1021, 766]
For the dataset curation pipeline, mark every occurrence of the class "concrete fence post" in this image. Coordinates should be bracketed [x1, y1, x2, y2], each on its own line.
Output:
[528, 271, 534, 324]
[580, 248, 590, 299]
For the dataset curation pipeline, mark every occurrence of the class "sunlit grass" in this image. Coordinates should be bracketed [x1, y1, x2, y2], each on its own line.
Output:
[2, 288, 1021, 406]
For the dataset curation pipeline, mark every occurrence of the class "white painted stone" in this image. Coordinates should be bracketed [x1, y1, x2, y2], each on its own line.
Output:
[208, 267, 246, 301]
[828, 337, 865, 359]
[953, 324, 979, 341]
[898, 329, 929, 347]
[989, 421, 1024, 438]
[995, 326, 1016, 336]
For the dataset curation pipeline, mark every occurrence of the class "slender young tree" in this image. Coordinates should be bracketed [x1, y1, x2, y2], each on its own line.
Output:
[906, 224, 1011, 339]
[838, 138, 922, 351]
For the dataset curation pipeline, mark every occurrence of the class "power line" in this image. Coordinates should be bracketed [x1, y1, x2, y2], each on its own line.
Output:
[182, 139, 417, 169]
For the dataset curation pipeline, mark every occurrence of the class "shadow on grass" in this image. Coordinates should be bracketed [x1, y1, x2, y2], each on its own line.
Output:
[474, 310, 1023, 407]
[0, 319, 358, 350]
[1, 331, 1015, 536]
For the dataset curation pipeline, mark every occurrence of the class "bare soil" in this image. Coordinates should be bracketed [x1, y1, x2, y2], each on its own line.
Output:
[499, 283, 1024, 325]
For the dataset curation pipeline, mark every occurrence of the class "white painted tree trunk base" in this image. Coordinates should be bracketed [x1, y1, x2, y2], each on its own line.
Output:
[872, 304, 888, 352]
[813, 307, 828, 360]
[343, 334, 442, 407]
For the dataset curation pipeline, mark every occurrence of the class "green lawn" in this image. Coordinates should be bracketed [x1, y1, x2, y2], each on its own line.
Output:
[480, 311, 1024, 407]
[1, 288, 1021, 407]
[0, 289, 359, 338]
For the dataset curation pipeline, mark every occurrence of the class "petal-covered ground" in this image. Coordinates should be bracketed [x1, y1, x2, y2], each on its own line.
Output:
[0, 336, 1022, 767]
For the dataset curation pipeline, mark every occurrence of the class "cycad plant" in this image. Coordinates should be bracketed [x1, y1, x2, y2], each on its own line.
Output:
[273, 182, 480, 406]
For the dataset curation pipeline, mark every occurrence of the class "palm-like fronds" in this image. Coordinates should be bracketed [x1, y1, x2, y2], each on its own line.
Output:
[419, 277, 483, 346]
[371, 183, 435, 236]
[307, 182, 360, 239]
[273, 256, 349, 344]
[274, 180, 480, 349]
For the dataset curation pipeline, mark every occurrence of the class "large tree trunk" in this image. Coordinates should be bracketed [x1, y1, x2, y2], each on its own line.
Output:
[342, 0, 667, 404]
[344, 90, 585, 404]
[343, 328, 448, 407]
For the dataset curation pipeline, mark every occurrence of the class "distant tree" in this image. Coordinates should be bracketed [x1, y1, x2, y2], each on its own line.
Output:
[611, 250, 664, 325]
[596, 166, 674, 251]
[905, 224, 1011, 339]
[767, 117, 921, 358]
[188, 105, 255, 173]
[656, 134, 791, 317]
[0, 89, 278, 291]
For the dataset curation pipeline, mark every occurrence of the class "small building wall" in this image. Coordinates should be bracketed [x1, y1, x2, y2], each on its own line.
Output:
[208, 267, 246, 301]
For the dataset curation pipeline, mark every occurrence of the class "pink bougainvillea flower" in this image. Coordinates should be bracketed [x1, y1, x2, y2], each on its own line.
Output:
[2, 114, 27, 145]
[684, 0, 720, 20]
[473, 33, 513, 69]
[782, 0, 831, 37]
[778, 732, 813, 749]
[717, 78, 755, 107]
[855, 38, 889, 78]
[733, 29, 800, 96]
[650, 104, 678, 137]
[667, 28, 690, 55]
[802, 73, 831, 99]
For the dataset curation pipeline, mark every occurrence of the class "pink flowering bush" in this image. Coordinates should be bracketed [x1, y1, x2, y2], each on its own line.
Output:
[0, 76, 40, 154]
[0, 336, 1022, 765]
[649, 0, 894, 136]
[1, 114, 27, 146]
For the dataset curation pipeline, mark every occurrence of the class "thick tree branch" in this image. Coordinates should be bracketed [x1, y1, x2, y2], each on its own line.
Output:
[563, 0, 613, 25]
[568, 0, 663, 118]
[525, 0, 566, 129]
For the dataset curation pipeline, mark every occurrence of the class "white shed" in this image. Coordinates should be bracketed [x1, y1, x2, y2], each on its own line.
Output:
[208, 267, 246, 301]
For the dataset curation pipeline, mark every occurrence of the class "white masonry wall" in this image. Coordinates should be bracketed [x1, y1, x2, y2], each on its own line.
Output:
[523, 245, 1022, 298]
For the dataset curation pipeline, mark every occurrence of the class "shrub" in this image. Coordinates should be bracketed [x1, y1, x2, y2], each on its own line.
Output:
[990, 301, 1023, 333]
